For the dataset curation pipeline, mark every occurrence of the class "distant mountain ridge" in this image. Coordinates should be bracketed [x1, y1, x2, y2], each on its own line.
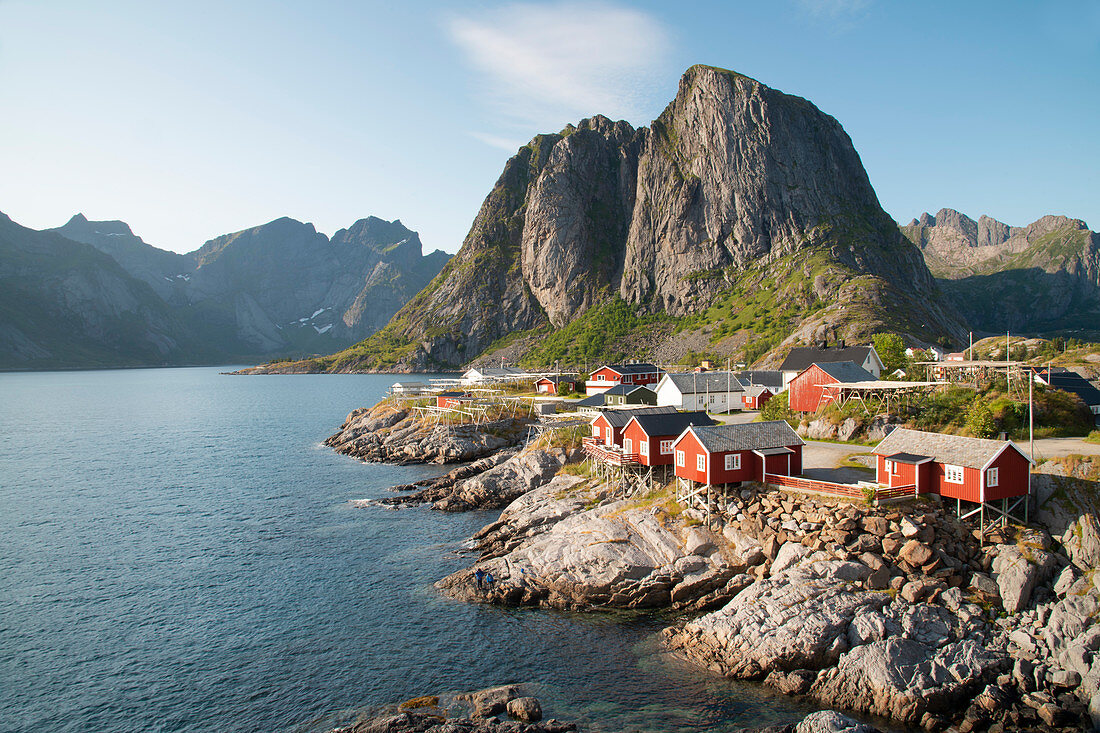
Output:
[294, 64, 965, 373]
[902, 209, 1100, 332]
[0, 211, 450, 369]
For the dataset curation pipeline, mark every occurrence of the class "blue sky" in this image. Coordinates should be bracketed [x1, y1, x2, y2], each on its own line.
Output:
[1, 0, 1097, 254]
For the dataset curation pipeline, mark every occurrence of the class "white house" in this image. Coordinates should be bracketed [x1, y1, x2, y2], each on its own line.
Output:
[655, 372, 744, 412]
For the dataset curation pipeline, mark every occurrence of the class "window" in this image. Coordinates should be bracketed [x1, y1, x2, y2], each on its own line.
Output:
[593, 425, 600, 438]
[597, 374, 605, 381]
[676, 450, 685, 467]
[660, 440, 674, 455]
[640, 441, 648, 456]
[987, 467, 999, 487]
[724, 453, 741, 471]
[884, 460, 892, 474]
[624, 438, 632, 454]
[945, 464, 964, 483]
[696, 454, 706, 471]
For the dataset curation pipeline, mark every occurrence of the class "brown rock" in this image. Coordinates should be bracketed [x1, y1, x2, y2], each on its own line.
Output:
[860, 515, 889, 537]
[899, 539, 933, 566]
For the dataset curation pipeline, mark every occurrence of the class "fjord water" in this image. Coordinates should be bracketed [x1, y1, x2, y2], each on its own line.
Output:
[0, 368, 817, 732]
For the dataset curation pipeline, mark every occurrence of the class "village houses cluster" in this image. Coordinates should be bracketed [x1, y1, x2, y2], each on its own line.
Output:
[385, 339, 1068, 532]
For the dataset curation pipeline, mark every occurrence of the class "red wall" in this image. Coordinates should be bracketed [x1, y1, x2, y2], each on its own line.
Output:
[788, 365, 840, 412]
[984, 447, 1030, 501]
[743, 390, 773, 410]
[591, 414, 622, 446]
[673, 432, 802, 484]
[623, 422, 679, 466]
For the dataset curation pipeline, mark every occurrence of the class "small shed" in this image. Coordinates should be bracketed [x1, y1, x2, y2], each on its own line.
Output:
[741, 384, 774, 410]
[436, 391, 467, 409]
[621, 411, 715, 467]
[787, 361, 876, 413]
[534, 376, 577, 395]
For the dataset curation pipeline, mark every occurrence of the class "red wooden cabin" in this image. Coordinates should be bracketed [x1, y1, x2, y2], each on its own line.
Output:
[621, 411, 715, 467]
[741, 385, 774, 410]
[788, 361, 875, 412]
[585, 362, 663, 395]
[872, 428, 1032, 502]
[672, 421, 804, 485]
[535, 376, 576, 394]
[436, 391, 467, 409]
[589, 406, 676, 448]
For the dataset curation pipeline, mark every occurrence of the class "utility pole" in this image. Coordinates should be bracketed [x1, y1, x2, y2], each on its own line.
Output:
[1029, 375, 1034, 462]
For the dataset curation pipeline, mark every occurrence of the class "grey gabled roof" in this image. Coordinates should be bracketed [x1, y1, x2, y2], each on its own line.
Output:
[872, 428, 1028, 469]
[735, 370, 784, 390]
[599, 362, 661, 375]
[595, 405, 677, 429]
[663, 372, 745, 395]
[1048, 373, 1100, 407]
[686, 421, 805, 453]
[602, 383, 654, 397]
[814, 361, 876, 383]
[780, 346, 876, 372]
[743, 384, 775, 398]
[574, 394, 607, 408]
[627, 411, 716, 438]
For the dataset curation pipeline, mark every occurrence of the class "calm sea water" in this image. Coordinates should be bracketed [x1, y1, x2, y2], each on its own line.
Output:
[0, 368, 821, 733]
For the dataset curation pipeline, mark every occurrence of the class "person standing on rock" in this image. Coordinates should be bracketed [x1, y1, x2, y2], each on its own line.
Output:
[484, 572, 495, 593]
[474, 568, 485, 590]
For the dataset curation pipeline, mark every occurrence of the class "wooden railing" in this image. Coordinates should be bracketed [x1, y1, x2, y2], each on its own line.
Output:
[764, 473, 916, 502]
[582, 436, 641, 467]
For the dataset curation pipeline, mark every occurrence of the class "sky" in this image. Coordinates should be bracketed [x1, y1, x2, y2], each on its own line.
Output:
[0, 0, 1097, 255]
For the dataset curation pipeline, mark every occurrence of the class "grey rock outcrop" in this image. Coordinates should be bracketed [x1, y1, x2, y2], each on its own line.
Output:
[340, 65, 962, 371]
[326, 403, 531, 465]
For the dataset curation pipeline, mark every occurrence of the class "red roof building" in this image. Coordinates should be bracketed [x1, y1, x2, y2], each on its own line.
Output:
[589, 406, 677, 448]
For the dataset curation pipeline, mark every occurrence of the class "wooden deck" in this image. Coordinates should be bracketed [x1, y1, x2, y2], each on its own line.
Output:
[582, 436, 640, 467]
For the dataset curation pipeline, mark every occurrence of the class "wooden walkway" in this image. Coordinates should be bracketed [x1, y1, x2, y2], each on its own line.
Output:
[582, 437, 640, 467]
[764, 473, 916, 502]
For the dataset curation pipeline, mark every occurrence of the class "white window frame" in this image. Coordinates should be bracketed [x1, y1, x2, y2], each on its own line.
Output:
[597, 374, 606, 381]
[696, 454, 706, 472]
[624, 438, 632, 454]
[660, 439, 674, 455]
[593, 425, 601, 438]
[676, 450, 685, 467]
[724, 453, 741, 471]
[640, 440, 648, 457]
[944, 464, 965, 484]
[891, 460, 899, 475]
[987, 467, 999, 487]
[884, 459, 892, 475]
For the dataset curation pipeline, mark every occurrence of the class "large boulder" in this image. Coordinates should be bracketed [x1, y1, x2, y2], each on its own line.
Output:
[809, 637, 1005, 725]
[795, 710, 879, 733]
[664, 568, 889, 678]
[1063, 514, 1100, 571]
[991, 544, 1055, 613]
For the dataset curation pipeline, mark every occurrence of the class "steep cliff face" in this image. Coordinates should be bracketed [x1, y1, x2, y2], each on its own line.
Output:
[903, 210, 1100, 331]
[329, 65, 961, 371]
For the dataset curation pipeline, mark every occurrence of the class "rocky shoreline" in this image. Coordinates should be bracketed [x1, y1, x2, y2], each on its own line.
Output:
[326, 402, 533, 464]
[333, 401, 1100, 731]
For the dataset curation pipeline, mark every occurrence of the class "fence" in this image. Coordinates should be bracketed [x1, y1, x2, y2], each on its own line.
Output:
[764, 473, 915, 502]
[582, 436, 640, 467]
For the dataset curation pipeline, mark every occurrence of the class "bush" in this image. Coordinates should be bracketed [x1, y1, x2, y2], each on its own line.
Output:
[965, 400, 997, 438]
[760, 391, 793, 422]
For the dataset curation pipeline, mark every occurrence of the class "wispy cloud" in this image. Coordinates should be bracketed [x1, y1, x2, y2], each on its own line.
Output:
[466, 131, 526, 152]
[447, 2, 672, 132]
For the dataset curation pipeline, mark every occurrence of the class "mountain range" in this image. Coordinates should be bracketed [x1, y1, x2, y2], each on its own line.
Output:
[4, 64, 1097, 373]
[0, 212, 449, 369]
[902, 209, 1100, 333]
